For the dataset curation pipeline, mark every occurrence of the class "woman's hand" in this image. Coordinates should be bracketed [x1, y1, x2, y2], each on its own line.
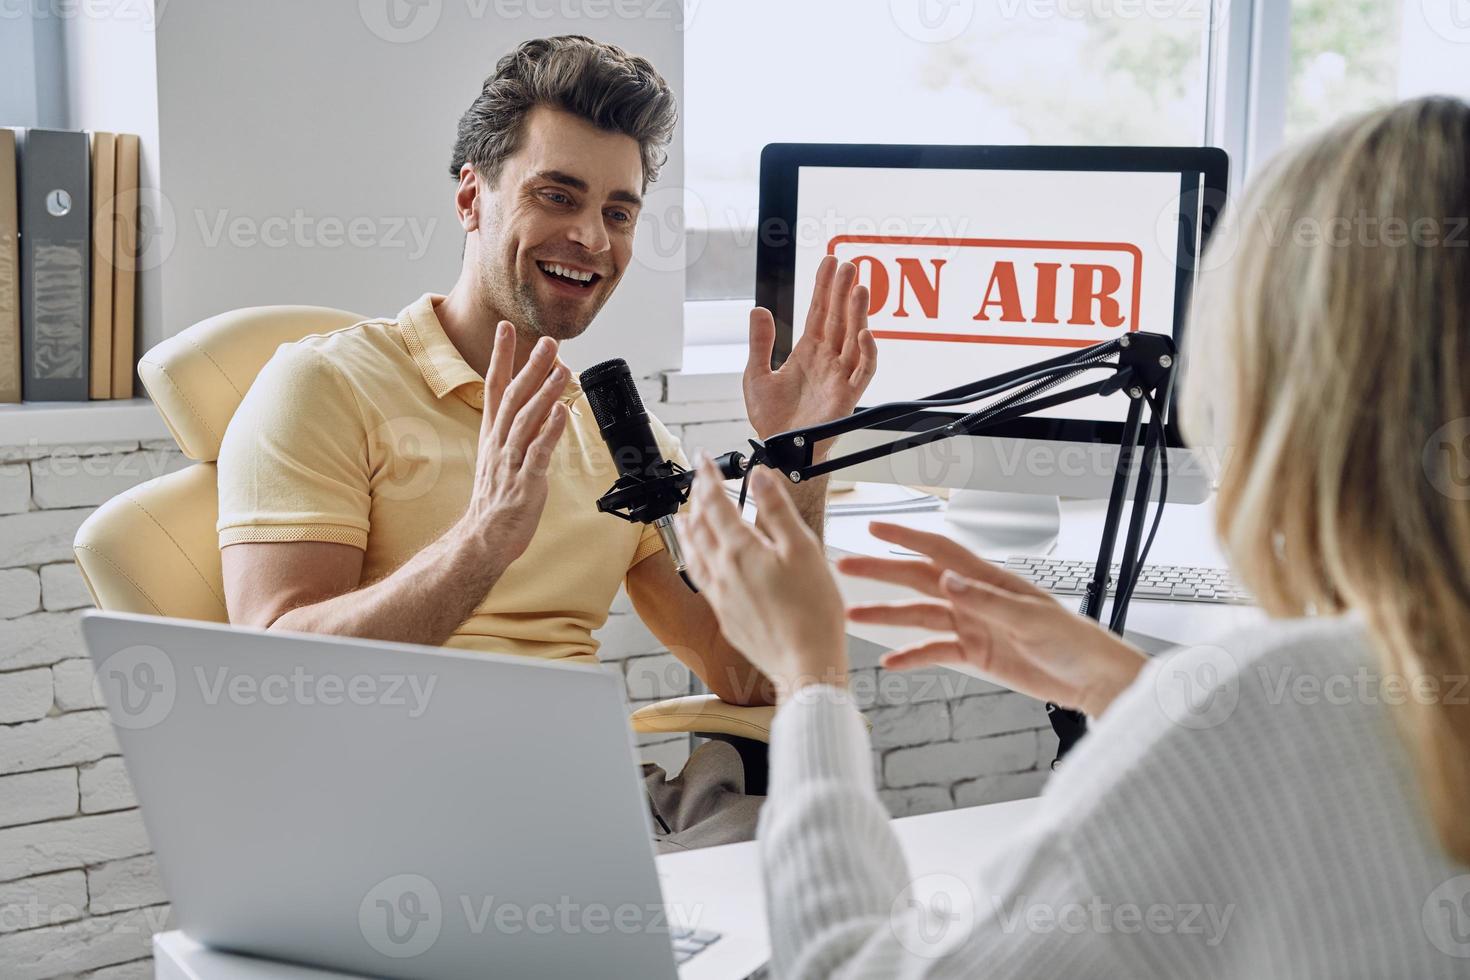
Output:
[677, 460, 849, 700]
[838, 522, 1148, 718]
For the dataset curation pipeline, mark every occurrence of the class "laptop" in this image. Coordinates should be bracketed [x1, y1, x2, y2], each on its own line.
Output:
[81, 610, 767, 979]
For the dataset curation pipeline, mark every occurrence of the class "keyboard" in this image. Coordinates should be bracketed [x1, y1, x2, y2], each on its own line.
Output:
[1002, 555, 1253, 605]
[671, 924, 722, 964]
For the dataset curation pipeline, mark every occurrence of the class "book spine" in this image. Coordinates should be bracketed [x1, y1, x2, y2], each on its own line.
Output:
[111, 133, 139, 400]
[89, 132, 116, 400]
[19, 129, 92, 402]
[0, 129, 18, 404]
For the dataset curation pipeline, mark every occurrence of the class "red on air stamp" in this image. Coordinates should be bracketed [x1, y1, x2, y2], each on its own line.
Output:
[828, 235, 1144, 349]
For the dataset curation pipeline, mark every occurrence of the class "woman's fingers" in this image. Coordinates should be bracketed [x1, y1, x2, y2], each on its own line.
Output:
[846, 599, 954, 631]
[690, 457, 762, 554]
[679, 516, 712, 590]
[834, 554, 944, 597]
[868, 521, 1049, 598]
[750, 468, 809, 548]
[677, 509, 717, 566]
[942, 572, 1042, 631]
[879, 639, 965, 672]
[867, 521, 989, 574]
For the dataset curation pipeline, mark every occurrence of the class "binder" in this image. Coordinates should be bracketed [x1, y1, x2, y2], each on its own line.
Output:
[111, 133, 139, 399]
[18, 129, 91, 401]
[89, 132, 116, 400]
[0, 129, 18, 403]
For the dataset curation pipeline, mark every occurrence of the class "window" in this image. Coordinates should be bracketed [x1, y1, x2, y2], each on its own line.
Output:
[1285, 0, 1404, 140]
[1284, 0, 1469, 143]
[682, 0, 1214, 317]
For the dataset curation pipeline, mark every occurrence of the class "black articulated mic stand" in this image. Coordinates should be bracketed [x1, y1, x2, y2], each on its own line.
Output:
[591, 332, 1179, 766]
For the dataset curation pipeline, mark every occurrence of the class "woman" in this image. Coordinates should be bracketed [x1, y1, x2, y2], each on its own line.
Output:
[676, 96, 1470, 978]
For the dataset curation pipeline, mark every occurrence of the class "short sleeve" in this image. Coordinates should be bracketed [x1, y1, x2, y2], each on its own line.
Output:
[628, 413, 692, 570]
[217, 343, 372, 551]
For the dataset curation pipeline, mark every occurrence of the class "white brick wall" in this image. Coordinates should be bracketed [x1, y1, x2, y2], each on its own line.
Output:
[0, 440, 182, 979]
[0, 382, 1057, 977]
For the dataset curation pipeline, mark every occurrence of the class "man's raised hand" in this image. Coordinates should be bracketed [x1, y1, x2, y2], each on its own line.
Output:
[457, 323, 569, 573]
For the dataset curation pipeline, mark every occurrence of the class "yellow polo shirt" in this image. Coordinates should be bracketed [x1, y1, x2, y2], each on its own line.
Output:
[216, 293, 686, 664]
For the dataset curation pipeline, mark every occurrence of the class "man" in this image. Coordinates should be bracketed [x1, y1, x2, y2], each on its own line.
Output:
[216, 35, 876, 848]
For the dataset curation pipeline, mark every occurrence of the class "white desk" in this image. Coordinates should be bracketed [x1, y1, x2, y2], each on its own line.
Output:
[153, 797, 1042, 979]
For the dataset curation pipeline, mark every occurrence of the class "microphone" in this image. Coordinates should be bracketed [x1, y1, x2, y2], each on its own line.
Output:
[579, 358, 698, 588]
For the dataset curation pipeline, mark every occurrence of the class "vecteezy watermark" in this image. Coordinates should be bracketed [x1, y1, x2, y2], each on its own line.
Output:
[93, 645, 178, 730]
[688, 657, 977, 710]
[358, 873, 707, 958]
[0, 0, 169, 30]
[1254, 210, 1470, 250]
[30, 445, 185, 483]
[192, 665, 437, 717]
[1423, 417, 1470, 501]
[992, 895, 1236, 946]
[0, 893, 172, 936]
[104, 184, 178, 273]
[1419, 0, 1470, 44]
[841, 432, 1228, 499]
[634, 184, 706, 274]
[1152, 643, 1240, 730]
[890, 0, 975, 43]
[1156, 183, 1233, 273]
[1241, 208, 1467, 253]
[754, 210, 974, 256]
[360, 874, 444, 958]
[193, 209, 437, 261]
[359, 0, 443, 43]
[91, 645, 439, 730]
[890, 873, 977, 958]
[1258, 665, 1470, 708]
[996, 0, 1224, 23]
[1423, 874, 1470, 958]
[358, 0, 685, 43]
[659, 192, 975, 278]
[1174, 203, 1470, 279]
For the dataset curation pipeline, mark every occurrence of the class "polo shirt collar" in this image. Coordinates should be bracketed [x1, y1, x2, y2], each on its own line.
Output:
[398, 293, 581, 411]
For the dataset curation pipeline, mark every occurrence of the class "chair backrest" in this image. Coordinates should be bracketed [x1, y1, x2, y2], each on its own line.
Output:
[72, 306, 365, 621]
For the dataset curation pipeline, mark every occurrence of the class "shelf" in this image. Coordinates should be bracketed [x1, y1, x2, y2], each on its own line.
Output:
[666, 344, 745, 404]
[0, 398, 172, 449]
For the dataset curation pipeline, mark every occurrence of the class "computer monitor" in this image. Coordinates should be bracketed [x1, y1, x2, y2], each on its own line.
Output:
[755, 143, 1228, 551]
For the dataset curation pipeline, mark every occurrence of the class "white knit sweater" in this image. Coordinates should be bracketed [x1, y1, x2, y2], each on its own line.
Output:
[758, 617, 1470, 978]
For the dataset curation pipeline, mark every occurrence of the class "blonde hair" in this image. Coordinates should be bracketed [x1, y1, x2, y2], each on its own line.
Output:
[1182, 96, 1470, 863]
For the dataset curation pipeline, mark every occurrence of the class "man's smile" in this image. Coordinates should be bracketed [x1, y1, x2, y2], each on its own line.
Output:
[536, 259, 603, 294]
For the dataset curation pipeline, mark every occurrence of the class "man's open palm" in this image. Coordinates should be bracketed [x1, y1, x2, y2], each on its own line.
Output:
[744, 255, 878, 442]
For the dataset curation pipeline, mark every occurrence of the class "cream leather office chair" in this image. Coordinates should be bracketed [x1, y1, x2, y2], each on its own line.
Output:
[71, 306, 773, 781]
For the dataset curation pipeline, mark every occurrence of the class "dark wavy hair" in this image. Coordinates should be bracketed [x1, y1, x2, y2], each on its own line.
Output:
[449, 34, 676, 189]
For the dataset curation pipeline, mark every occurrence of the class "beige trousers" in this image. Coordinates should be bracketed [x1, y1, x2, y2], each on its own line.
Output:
[643, 740, 766, 854]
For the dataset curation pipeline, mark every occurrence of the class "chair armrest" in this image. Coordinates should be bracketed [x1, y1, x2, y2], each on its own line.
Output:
[630, 695, 776, 744]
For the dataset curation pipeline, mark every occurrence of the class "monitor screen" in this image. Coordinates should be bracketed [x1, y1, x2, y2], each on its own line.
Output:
[761, 145, 1228, 444]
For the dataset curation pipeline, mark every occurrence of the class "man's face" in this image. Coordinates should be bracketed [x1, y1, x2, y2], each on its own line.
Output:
[467, 106, 644, 343]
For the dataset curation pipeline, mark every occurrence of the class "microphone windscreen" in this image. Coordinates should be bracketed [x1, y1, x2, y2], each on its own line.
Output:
[579, 358, 646, 432]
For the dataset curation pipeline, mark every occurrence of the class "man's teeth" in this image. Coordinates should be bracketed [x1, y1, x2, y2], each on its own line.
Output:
[539, 261, 594, 283]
